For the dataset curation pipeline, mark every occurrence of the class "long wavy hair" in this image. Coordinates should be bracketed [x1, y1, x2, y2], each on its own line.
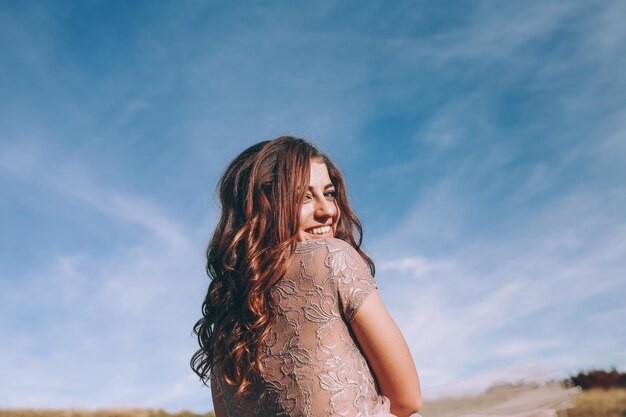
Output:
[190, 136, 374, 399]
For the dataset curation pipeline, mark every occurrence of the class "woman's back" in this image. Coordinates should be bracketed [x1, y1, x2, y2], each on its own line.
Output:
[197, 136, 575, 417]
[215, 237, 387, 417]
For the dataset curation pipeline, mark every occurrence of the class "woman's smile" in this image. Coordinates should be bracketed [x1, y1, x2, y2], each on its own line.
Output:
[304, 224, 333, 237]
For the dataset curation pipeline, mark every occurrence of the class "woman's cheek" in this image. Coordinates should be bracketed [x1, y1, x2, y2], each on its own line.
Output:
[300, 203, 313, 219]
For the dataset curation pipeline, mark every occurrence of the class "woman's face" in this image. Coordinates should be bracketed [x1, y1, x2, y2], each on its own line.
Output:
[296, 160, 340, 242]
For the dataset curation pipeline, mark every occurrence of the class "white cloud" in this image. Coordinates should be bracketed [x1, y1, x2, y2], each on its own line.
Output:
[0, 138, 188, 245]
[428, 2, 576, 63]
[0, 140, 210, 410]
[379, 256, 455, 279]
[375, 170, 626, 391]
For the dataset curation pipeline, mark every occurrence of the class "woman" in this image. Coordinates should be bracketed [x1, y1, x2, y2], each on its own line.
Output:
[191, 136, 422, 417]
[191, 136, 579, 417]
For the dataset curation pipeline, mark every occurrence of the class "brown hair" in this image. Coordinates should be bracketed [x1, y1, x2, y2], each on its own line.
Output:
[190, 136, 374, 398]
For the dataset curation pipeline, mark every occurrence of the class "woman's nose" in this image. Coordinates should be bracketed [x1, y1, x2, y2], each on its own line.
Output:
[315, 197, 336, 217]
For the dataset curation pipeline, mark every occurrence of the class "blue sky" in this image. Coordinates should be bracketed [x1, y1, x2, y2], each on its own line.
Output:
[1, 0, 625, 412]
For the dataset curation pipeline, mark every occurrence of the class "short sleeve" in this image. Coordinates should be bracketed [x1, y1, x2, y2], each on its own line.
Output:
[326, 239, 378, 323]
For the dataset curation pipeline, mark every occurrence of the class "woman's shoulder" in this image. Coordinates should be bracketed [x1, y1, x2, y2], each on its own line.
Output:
[295, 237, 368, 276]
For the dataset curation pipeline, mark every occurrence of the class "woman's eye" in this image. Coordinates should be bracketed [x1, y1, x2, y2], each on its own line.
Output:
[302, 190, 336, 203]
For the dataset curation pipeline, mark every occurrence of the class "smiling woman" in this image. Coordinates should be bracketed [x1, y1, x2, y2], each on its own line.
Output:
[190, 136, 422, 417]
[189, 136, 579, 417]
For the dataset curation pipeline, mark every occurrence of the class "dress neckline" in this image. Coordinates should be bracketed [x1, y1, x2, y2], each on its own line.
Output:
[295, 237, 330, 252]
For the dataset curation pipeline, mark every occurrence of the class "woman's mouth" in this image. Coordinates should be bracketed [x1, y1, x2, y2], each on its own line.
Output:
[305, 225, 332, 236]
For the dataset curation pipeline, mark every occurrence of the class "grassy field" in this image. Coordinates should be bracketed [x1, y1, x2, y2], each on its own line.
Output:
[1, 389, 624, 417]
[568, 388, 626, 417]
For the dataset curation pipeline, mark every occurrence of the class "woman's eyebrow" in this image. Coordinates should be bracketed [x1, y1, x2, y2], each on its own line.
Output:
[308, 183, 335, 190]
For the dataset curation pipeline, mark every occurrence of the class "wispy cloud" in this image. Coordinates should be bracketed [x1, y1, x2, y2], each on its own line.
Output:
[375, 170, 626, 390]
[0, 139, 188, 245]
[0, 139, 208, 409]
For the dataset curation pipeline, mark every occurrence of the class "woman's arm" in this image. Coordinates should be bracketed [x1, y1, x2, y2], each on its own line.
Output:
[350, 290, 422, 417]
[210, 375, 228, 417]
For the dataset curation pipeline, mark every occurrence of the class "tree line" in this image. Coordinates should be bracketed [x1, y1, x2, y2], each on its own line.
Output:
[570, 368, 626, 389]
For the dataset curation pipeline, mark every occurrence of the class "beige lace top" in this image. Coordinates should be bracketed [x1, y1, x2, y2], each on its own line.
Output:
[214, 237, 386, 417]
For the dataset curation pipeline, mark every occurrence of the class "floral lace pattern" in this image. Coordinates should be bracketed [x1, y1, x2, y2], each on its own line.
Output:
[216, 237, 382, 417]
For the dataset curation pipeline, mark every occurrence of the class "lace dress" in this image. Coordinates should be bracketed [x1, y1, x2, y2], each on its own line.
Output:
[213, 237, 579, 417]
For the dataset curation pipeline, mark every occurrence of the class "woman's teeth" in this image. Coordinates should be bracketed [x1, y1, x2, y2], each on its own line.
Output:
[308, 225, 331, 235]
